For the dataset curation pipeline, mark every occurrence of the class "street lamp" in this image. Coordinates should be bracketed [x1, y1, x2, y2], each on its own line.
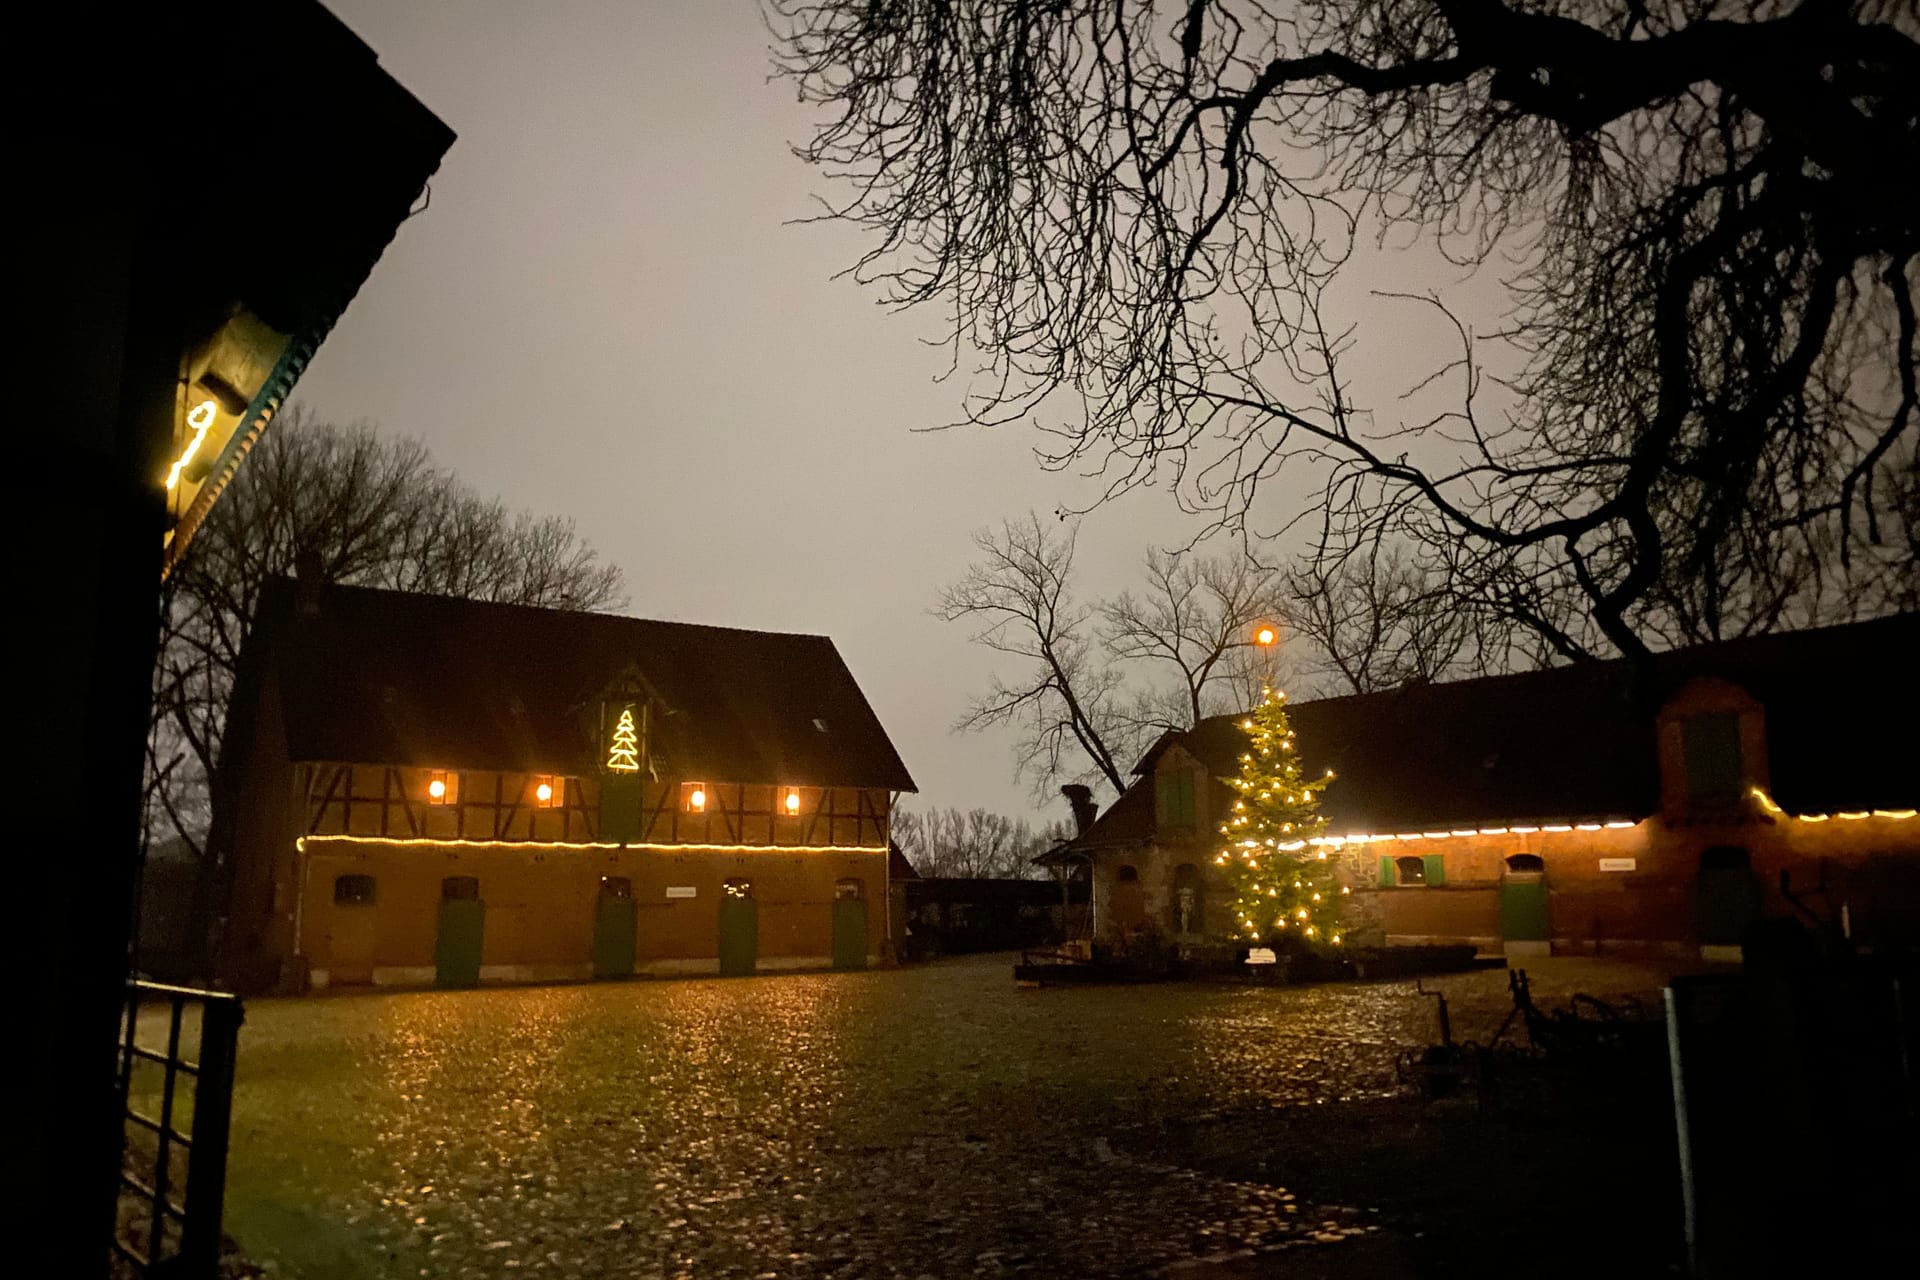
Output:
[1251, 622, 1280, 696]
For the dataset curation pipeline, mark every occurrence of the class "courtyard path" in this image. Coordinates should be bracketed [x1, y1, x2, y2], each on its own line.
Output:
[163, 956, 1674, 1278]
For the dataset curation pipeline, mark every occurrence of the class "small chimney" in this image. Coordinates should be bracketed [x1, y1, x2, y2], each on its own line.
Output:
[1061, 784, 1098, 836]
[293, 548, 326, 618]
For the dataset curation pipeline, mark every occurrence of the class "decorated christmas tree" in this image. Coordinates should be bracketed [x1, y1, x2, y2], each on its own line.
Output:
[1215, 687, 1349, 948]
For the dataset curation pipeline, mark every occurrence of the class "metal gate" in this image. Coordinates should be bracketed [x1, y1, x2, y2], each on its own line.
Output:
[593, 876, 636, 978]
[115, 981, 243, 1278]
[718, 879, 757, 976]
[435, 876, 484, 987]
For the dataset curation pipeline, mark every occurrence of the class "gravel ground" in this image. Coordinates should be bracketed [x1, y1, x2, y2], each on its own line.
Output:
[141, 955, 1684, 1279]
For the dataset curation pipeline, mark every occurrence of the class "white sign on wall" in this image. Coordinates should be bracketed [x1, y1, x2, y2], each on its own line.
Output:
[665, 886, 697, 899]
[1598, 858, 1637, 873]
[1246, 947, 1278, 966]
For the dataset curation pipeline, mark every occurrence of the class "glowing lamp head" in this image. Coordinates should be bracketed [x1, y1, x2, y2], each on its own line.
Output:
[427, 778, 447, 801]
[1253, 624, 1278, 647]
[689, 786, 706, 812]
[784, 788, 802, 815]
[535, 781, 554, 803]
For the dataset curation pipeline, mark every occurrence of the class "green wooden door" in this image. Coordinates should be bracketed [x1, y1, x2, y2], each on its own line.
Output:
[718, 881, 758, 976]
[592, 880, 637, 979]
[1696, 848, 1762, 946]
[1500, 875, 1551, 942]
[831, 882, 867, 970]
[435, 880, 484, 987]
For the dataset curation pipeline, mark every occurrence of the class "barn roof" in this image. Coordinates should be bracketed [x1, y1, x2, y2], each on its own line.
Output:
[235, 578, 916, 790]
[1066, 612, 1919, 846]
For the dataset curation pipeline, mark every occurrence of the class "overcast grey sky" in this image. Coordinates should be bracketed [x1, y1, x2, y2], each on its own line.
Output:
[300, 1, 1485, 824]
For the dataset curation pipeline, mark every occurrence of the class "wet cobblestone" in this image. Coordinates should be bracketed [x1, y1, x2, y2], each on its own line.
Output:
[206, 957, 1672, 1278]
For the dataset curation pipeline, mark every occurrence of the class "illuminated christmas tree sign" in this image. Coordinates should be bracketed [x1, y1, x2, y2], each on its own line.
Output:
[606, 707, 641, 773]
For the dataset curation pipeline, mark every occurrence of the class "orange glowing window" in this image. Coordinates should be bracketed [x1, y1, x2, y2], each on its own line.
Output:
[533, 776, 564, 809]
[783, 787, 803, 815]
[685, 783, 708, 813]
[427, 771, 458, 805]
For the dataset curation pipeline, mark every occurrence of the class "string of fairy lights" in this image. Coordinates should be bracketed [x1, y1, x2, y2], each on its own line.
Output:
[1207, 673, 1915, 950]
[1215, 687, 1349, 945]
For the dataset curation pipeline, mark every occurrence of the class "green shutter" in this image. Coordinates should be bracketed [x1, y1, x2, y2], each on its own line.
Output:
[1423, 854, 1446, 886]
[600, 775, 644, 844]
[1156, 769, 1197, 830]
[1378, 855, 1396, 887]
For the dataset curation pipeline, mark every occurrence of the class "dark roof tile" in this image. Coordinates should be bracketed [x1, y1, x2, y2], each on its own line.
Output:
[1069, 613, 1918, 846]
[242, 579, 916, 790]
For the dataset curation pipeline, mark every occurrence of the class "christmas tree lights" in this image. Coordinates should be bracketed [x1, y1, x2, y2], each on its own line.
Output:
[1216, 688, 1346, 947]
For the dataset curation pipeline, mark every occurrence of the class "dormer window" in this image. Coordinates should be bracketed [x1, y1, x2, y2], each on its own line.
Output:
[533, 776, 564, 809]
[427, 771, 458, 805]
[1682, 713, 1744, 806]
[684, 783, 708, 813]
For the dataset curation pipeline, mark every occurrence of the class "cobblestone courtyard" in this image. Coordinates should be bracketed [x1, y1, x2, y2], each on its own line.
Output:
[197, 956, 1680, 1278]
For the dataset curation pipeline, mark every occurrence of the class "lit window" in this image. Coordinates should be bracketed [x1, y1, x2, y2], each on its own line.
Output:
[685, 783, 708, 813]
[533, 776, 564, 809]
[427, 771, 458, 805]
[783, 787, 802, 815]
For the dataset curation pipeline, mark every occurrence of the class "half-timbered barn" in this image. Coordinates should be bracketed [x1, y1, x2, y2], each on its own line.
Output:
[1056, 614, 1920, 961]
[212, 578, 915, 993]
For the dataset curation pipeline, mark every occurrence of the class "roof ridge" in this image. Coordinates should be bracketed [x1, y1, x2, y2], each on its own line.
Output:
[1183, 610, 1920, 728]
[260, 575, 837, 643]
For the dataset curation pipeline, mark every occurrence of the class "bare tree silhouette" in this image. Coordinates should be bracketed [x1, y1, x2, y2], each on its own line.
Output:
[149, 408, 627, 861]
[774, 0, 1920, 661]
[938, 514, 1288, 797]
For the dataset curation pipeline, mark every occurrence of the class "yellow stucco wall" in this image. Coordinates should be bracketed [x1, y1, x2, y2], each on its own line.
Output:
[296, 842, 887, 985]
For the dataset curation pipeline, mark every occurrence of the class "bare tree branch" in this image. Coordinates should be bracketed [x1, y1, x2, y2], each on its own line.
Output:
[147, 407, 628, 862]
[774, 0, 1920, 661]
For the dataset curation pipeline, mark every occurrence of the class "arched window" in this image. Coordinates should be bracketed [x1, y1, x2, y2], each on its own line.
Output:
[835, 877, 864, 900]
[1505, 854, 1545, 874]
[1394, 855, 1427, 886]
[723, 877, 753, 900]
[441, 876, 479, 901]
[333, 874, 375, 905]
[1116, 864, 1139, 883]
[600, 875, 632, 899]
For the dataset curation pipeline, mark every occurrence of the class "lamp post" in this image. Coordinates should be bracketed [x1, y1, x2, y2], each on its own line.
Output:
[1251, 621, 1280, 695]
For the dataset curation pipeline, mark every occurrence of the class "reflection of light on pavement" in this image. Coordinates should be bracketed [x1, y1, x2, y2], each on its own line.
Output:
[218, 959, 1671, 1276]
